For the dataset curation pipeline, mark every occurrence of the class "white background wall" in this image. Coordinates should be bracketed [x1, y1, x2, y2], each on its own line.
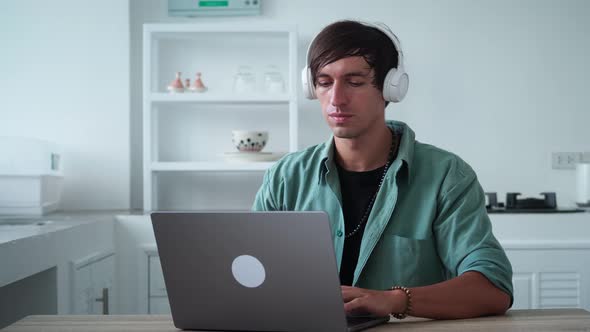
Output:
[1, 1, 588, 211]
[0, 0, 130, 210]
[130, 0, 590, 209]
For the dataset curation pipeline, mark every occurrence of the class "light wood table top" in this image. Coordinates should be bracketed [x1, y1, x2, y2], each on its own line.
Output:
[3, 309, 590, 331]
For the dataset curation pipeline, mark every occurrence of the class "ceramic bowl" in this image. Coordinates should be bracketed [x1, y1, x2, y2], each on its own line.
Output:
[232, 130, 268, 152]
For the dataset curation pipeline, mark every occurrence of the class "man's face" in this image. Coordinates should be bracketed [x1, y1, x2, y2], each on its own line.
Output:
[315, 56, 386, 139]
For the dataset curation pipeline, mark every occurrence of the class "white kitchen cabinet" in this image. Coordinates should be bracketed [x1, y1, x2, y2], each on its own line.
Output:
[124, 214, 590, 314]
[506, 244, 590, 310]
[71, 251, 115, 315]
[490, 213, 590, 311]
[142, 23, 299, 211]
[132, 246, 170, 314]
[72, 264, 92, 314]
[148, 253, 170, 314]
[141, 246, 590, 314]
[149, 256, 167, 297]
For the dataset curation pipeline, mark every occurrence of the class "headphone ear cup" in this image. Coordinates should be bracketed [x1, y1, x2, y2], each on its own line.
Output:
[301, 66, 317, 99]
[382, 67, 409, 103]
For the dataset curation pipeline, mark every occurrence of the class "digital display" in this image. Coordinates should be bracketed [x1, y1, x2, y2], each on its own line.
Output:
[199, 1, 229, 7]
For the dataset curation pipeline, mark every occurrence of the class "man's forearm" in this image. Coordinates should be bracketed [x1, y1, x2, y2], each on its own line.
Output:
[398, 271, 511, 319]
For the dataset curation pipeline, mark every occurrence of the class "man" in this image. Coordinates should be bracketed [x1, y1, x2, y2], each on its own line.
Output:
[252, 20, 512, 320]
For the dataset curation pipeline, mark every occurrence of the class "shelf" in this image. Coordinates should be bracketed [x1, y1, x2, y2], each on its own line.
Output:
[143, 23, 298, 211]
[151, 161, 274, 172]
[149, 93, 292, 104]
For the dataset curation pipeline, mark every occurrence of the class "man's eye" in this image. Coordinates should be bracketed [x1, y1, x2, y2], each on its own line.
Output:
[317, 81, 332, 87]
[349, 82, 365, 87]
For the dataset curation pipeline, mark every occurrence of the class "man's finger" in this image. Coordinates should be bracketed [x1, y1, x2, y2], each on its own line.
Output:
[343, 297, 365, 314]
[341, 291, 358, 302]
[341, 287, 362, 302]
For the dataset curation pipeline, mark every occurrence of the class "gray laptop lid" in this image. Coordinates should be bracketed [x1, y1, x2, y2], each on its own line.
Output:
[152, 211, 353, 331]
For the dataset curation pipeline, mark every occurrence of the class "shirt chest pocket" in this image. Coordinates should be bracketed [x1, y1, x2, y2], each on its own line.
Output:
[363, 233, 444, 289]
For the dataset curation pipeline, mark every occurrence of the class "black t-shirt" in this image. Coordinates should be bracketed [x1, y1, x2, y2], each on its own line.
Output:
[336, 164, 386, 286]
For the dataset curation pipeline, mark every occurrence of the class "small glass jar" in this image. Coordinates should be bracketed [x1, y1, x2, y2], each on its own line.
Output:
[263, 65, 285, 94]
[233, 65, 256, 94]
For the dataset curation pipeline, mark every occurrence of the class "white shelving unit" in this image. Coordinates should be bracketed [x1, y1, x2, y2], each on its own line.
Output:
[143, 24, 298, 211]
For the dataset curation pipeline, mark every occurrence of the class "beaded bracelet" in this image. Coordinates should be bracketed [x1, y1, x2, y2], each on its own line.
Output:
[390, 286, 412, 319]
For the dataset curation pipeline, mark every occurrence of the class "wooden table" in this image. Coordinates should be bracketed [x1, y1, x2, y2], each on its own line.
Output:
[3, 309, 590, 331]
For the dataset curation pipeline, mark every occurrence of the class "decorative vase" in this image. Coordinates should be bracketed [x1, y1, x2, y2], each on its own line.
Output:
[167, 72, 185, 93]
[190, 72, 208, 93]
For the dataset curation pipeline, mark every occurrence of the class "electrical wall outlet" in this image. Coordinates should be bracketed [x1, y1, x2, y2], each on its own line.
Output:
[552, 152, 587, 169]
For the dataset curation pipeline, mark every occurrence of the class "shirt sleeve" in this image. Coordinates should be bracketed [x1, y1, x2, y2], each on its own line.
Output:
[433, 157, 514, 304]
[251, 166, 283, 211]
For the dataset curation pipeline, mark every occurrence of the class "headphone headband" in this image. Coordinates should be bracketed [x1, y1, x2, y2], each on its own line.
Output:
[366, 21, 405, 71]
[302, 21, 409, 102]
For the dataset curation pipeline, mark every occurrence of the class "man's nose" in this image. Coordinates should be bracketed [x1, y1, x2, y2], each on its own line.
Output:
[330, 81, 348, 107]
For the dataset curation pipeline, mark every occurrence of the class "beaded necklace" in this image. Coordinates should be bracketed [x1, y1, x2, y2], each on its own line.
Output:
[345, 129, 397, 239]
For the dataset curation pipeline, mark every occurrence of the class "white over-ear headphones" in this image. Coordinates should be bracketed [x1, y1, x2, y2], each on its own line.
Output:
[301, 21, 409, 102]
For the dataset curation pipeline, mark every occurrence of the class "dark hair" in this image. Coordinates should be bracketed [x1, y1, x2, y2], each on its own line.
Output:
[309, 20, 399, 91]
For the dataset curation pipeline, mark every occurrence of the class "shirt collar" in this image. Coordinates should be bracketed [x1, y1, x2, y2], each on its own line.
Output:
[317, 138, 336, 185]
[389, 120, 415, 183]
[317, 120, 415, 185]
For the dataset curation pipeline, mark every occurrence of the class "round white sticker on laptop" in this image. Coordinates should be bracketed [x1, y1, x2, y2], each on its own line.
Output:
[231, 255, 266, 288]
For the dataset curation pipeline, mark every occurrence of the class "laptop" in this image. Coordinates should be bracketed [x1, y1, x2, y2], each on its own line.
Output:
[151, 211, 390, 332]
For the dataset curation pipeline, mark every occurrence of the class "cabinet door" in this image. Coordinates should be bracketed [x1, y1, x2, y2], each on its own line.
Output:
[71, 253, 115, 314]
[507, 247, 590, 310]
[72, 264, 93, 314]
[90, 255, 115, 314]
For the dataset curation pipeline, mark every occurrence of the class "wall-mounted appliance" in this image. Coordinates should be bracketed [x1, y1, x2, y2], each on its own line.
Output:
[0, 137, 63, 215]
[168, 0, 261, 17]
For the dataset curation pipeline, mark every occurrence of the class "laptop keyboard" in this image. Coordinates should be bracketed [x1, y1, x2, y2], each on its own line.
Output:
[346, 316, 382, 327]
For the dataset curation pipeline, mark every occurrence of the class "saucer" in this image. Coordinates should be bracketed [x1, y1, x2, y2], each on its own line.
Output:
[222, 151, 285, 163]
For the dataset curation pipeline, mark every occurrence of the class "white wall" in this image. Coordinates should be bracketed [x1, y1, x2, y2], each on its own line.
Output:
[3, 1, 586, 211]
[0, 0, 130, 210]
[130, 0, 590, 210]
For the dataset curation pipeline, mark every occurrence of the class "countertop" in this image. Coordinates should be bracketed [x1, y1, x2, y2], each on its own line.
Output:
[0, 211, 135, 288]
[2, 209, 588, 246]
[3, 309, 590, 331]
[0, 210, 136, 245]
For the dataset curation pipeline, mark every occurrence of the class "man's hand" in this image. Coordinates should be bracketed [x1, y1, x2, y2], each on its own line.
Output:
[341, 285, 406, 317]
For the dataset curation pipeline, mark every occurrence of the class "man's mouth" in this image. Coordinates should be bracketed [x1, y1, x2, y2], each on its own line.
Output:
[328, 112, 353, 124]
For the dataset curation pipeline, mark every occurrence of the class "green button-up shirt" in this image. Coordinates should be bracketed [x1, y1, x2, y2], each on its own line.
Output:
[252, 121, 513, 301]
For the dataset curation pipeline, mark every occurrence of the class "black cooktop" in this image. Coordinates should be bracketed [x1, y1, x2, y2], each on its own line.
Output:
[485, 192, 585, 214]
